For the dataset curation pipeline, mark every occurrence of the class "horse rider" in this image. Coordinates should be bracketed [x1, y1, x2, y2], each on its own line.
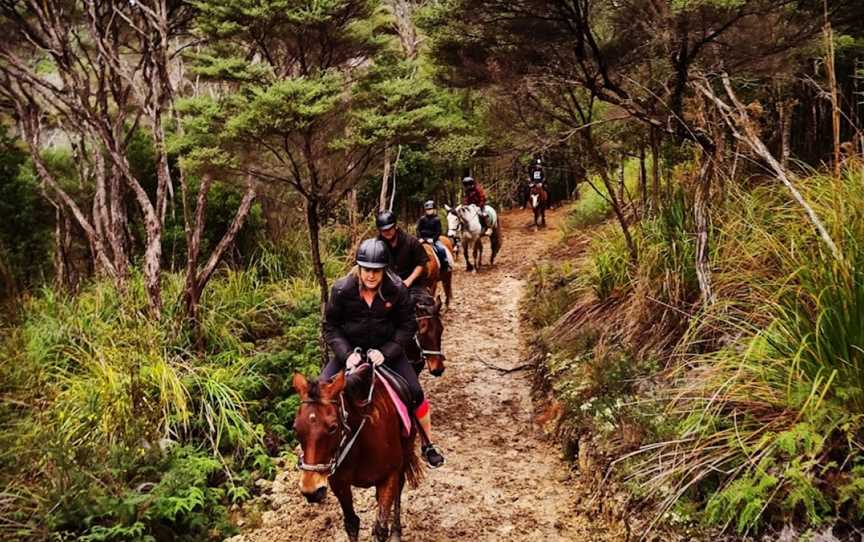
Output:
[376, 210, 429, 298]
[415, 200, 449, 273]
[461, 176, 490, 236]
[321, 238, 445, 468]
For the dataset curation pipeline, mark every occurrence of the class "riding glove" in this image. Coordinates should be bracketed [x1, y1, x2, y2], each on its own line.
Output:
[367, 349, 385, 367]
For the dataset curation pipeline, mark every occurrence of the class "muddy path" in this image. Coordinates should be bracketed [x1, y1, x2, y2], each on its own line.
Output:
[230, 207, 603, 541]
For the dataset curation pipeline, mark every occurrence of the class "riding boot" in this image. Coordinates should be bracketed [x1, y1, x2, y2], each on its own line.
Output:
[416, 410, 444, 468]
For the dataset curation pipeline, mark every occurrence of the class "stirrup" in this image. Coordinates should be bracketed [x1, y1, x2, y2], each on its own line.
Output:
[422, 444, 445, 469]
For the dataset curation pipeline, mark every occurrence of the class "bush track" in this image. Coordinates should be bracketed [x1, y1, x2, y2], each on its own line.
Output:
[231, 208, 612, 541]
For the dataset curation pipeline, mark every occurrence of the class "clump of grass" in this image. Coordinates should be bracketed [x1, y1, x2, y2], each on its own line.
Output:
[0, 243, 328, 539]
[630, 166, 864, 534]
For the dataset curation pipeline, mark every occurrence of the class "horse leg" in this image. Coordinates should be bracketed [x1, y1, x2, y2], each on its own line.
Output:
[331, 479, 360, 542]
[442, 270, 452, 308]
[464, 239, 474, 272]
[372, 473, 400, 542]
[389, 473, 405, 542]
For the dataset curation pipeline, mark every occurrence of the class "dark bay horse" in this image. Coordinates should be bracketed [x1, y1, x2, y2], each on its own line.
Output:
[406, 294, 445, 377]
[530, 183, 548, 227]
[420, 236, 455, 308]
[293, 367, 421, 541]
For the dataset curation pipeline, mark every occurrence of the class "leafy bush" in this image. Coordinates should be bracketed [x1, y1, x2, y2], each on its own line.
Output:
[0, 242, 329, 539]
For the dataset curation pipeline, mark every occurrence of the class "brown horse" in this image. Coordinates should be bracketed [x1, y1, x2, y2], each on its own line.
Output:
[529, 183, 548, 227]
[419, 236, 454, 307]
[406, 294, 445, 377]
[293, 367, 421, 542]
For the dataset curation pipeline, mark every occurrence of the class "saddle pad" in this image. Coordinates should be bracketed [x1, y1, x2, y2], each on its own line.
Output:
[375, 368, 412, 437]
[483, 206, 498, 229]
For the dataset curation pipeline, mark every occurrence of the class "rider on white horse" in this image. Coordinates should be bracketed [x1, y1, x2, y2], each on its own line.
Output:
[462, 176, 490, 237]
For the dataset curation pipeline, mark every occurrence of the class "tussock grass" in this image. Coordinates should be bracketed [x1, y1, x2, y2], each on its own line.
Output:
[532, 162, 864, 535]
[0, 235, 344, 539]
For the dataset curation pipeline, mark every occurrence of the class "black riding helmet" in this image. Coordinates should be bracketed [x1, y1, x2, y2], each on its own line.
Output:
[462, 176, 475, 187]
[424, 200, 435, 210]
[376, 210, 397, 230]
[356, 238, 389, 269]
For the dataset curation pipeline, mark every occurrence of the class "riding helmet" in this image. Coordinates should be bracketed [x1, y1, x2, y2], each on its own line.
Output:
[462, 176, 475, 187]
[356, 238, 389, 269]
[375, 210, 397, 230]
[424, 200, 435, 210]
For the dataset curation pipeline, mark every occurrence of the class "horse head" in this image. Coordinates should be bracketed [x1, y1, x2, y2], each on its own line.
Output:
[292, 371, 347, 502]
[444, 204, 461, 238]
[455, 204, 482, 235]
[530, 184, 545, 209]
[416, 296, 445, 377]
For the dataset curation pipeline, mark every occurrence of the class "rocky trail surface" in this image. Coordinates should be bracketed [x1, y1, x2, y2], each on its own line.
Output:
[230, 207, 613, 541]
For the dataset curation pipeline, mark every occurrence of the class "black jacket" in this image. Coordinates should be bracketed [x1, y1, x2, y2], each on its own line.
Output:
[379, 228, 429, 287]
[323, 272, 417, 365]
[416, 215, 442, 240]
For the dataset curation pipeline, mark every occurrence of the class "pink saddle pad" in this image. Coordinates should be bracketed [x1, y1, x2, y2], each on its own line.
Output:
[375, 368, 412, 437]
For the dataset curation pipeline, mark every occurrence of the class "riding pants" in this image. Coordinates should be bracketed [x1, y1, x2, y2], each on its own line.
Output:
[320, 353, 425, 411]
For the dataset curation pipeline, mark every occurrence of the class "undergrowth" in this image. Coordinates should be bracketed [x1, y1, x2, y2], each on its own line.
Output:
[0, 233, 346, 541]
[528, 163, 864, 537]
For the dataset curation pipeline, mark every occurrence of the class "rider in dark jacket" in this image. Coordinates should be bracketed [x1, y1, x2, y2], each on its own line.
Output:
[376, 210, 429, 293]
[416, 200, 449, 272]
[321, 238, 445, 468]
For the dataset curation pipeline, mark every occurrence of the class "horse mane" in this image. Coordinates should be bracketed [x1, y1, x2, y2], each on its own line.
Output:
[342, 367, 422, 488]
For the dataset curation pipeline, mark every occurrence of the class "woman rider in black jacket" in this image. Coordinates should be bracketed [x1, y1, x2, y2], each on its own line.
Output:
[321, 238, 445, 468]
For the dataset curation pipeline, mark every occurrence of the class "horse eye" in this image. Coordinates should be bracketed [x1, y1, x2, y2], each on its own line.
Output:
[327, 424, 338, 434]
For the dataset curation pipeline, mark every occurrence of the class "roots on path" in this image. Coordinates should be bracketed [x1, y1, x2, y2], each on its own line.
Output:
[230, 208, 617, 541]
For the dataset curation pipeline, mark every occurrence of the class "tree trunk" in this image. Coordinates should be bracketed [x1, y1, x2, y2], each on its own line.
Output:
[823, 4, 841, 176]
[348, 187, 359, 245]
[587, 137, 637, 263]
[694, 158, 715, 305]
[639, 142, 647, 217]
[379, 145, 391, 212]
[650, 126, 661, 213]
[305, 197, 330, 365]
[779, 100, 794, 170]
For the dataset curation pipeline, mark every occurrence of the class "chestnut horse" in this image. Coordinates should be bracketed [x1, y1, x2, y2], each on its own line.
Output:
[420, 237, 454, 307]
[293, 366, 421, 542]
[530, 183, 548, 227]
[406, 293, 445, 377]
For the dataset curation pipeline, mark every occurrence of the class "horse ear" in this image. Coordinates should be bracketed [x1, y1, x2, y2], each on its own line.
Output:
[321, 371, 346, 399]
[292, 373, 309, 399]
[444, 204, 451, 212]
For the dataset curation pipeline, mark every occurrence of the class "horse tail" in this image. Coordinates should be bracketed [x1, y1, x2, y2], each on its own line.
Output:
[403, 427, 422, 488]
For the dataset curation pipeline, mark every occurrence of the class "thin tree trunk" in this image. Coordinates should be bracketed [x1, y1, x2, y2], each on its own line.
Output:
[694, 158, 715, 305]
[779, 100, 793, 169]
[650, 126, 661, 212]
[306, 197, 330, 365]
[348, 187, 359, 245]
[379, 145, 391, 212]
[639, 141, 647, 217]
[824, 1, 841, 176]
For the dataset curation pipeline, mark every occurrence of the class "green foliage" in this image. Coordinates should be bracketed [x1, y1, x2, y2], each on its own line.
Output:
[587, 229, 631, 300]
[0, 241, 324, 539]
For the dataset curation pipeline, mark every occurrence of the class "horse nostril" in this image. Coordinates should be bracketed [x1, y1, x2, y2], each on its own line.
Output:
[432, 368, 444, 377]
[304, 486, 327, 503]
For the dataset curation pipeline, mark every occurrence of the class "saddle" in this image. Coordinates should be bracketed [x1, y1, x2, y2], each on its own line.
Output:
[375, 365, 413, 437]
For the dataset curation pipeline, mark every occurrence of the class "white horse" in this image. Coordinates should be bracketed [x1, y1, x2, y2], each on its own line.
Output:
[444, 204, 501, 272]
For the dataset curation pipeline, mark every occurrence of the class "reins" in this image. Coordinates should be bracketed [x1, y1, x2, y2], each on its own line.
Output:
[297, 364, 376, 477]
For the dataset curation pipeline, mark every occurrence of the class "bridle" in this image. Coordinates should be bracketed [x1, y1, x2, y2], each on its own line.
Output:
[297, 366, 375, 476]
[415, 305, 445, 370]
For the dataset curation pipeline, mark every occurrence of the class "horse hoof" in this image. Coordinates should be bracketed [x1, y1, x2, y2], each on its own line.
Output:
[389, 531, 402, 542]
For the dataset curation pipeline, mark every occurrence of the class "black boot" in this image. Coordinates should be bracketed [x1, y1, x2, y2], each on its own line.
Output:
[422, 443, 445, 468]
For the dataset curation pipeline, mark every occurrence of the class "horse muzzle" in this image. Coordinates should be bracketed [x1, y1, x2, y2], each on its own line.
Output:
[302, 485, 328, 503]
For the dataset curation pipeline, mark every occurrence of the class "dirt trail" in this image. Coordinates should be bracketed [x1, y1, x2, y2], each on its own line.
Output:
[231, 208, 596, 541]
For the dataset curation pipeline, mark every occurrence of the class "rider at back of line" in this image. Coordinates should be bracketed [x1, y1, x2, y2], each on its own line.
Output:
[376, 210, 429, 292]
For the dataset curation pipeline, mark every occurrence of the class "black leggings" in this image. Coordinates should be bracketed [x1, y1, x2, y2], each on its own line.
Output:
[320, 353, 425, 409]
